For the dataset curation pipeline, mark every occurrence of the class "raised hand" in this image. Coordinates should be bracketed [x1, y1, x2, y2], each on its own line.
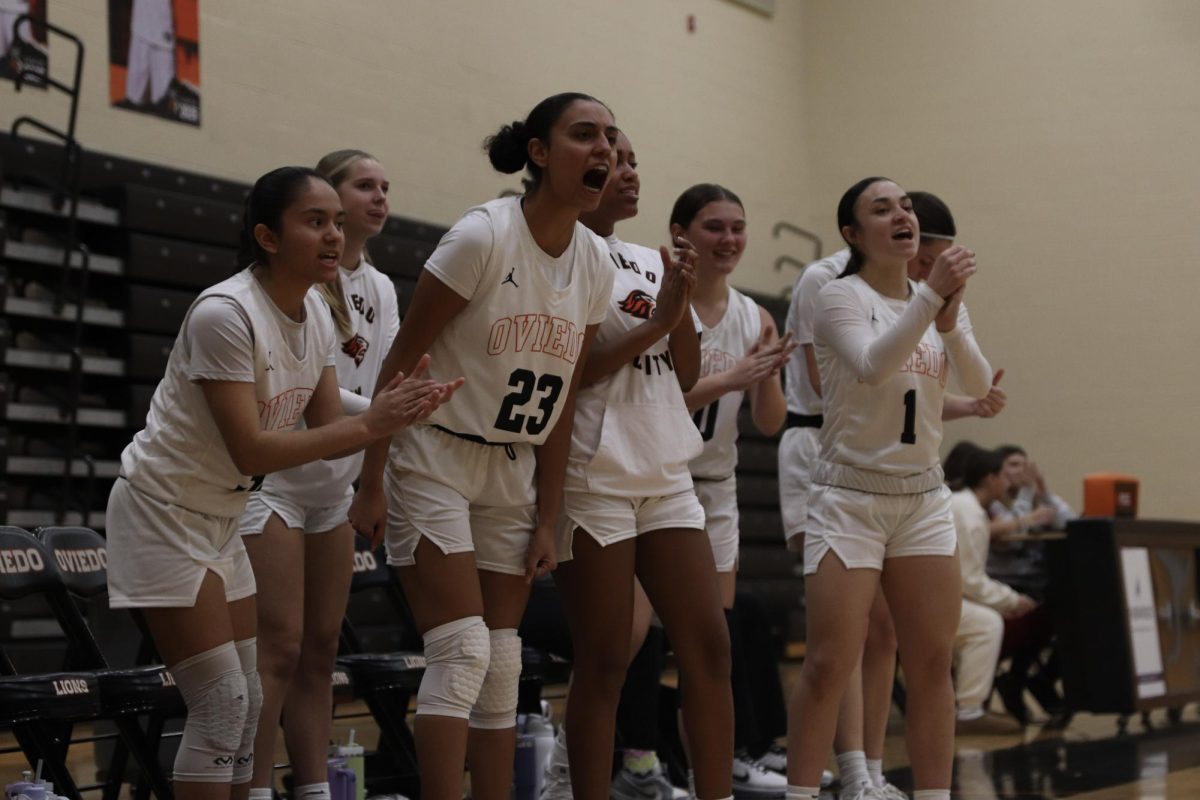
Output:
[653, 240, 697, 331]
[972, 369, 1006, 418]
[926, 244, 976, 300]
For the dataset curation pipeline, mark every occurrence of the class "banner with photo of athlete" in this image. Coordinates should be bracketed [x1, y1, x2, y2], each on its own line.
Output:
[108, 0, 200, 126]
[0, 0, 49, 88]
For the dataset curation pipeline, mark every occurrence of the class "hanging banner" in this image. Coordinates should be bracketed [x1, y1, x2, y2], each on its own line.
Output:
[0, 0, 49, 88]
[108, 0, 200, 126]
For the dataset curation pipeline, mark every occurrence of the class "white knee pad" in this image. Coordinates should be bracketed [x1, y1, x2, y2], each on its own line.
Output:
[470, 628, 522, 730]
[232, 638, 263, 784]
[416, 616, 490, 719]
[170, 642, 249, 783]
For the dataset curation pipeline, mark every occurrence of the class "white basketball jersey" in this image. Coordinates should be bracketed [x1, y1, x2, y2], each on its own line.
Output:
[813, 274, 987, 494]
[120, 269, 335, 517]
[784, 249, 847, 416]
[568, 236, 703, 497]
[688, 287, 762, 480]
[262, 260, 400, 506]
[419, 197, 613, 445]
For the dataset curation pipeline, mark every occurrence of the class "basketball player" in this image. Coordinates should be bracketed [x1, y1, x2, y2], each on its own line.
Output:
[786, 177, 992, 800]
[665, 183, 795, 796]
[542, 131, 735, 800]
[104, 166, 457, 800]
[779, 190, 1005, 799]
[237, 152, 399, 800]
[348, 93, 617, 800]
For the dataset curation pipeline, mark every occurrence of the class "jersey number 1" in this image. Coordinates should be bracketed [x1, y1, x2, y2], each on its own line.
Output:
[900, 389, 917, 445]
[494, 369, 564, 436]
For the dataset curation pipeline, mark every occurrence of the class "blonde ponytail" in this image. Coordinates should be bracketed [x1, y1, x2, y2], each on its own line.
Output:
[318, 273, 354, 341]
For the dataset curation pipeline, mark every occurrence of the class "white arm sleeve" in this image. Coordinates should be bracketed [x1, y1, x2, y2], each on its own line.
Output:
[339, 388, 371, 415]
[814, 280, 942, 386]
[940, 303, 992, 398]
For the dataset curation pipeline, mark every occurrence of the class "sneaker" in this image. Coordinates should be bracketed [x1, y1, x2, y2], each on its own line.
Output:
[838, 784, 883, 800]
[541, 761, 573, 800]
[610, 762, 676, 800]
[874, 782, 907, 800]
[756, 745, 787, 775]
[732, 753, 787, 799]
[746, 746, 832, 789]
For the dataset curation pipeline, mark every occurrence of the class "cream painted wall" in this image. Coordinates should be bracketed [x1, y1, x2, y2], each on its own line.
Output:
[0, 0, 811, 293]
[799, 0, 1200, 519]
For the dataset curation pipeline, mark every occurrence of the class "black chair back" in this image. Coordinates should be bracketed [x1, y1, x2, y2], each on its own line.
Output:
[38, 526, 109, 599]
[0, 526, 61, 600]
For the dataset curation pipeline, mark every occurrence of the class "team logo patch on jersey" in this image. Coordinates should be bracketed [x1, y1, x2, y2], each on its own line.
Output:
[342, 334, 369, 366]
[618, 290, 656, 320]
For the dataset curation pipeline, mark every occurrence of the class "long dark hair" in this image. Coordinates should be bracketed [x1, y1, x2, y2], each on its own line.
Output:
[483, 92, 610, 193]
[836, 176, 892, 277]
[237, 166, 328, 268]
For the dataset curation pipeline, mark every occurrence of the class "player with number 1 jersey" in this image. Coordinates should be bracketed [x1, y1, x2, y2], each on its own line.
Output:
[786, 178, 992, 800]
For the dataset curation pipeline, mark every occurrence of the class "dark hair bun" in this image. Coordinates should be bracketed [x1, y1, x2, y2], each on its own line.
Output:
[485, 121, 529, 174]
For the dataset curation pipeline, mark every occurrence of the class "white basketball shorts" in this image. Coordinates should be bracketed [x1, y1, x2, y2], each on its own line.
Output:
[803, 483, 957, 574]
[384, 424, 537, 576]
[106, 478, 256, 608]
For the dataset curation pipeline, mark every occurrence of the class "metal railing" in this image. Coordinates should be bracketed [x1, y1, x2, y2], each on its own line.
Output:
[8, 14, 90, 524]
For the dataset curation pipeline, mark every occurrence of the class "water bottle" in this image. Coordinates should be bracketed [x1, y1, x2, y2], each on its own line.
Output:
[514, 713, 556, 800]
[331, 730, 365, 800]
[327, 755, 356, 800]
[6, 771, 46, 800]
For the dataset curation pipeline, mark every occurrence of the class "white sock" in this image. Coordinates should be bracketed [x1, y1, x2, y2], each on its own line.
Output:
[549, 725, 569, 770]
[835, 750, 870, 789]
[912, 791, 950, 800]
[248, 789, 273, 800]
[294, 783, 331, 800]
[866, 758, 884, 788]
[786, 786, 819, 800]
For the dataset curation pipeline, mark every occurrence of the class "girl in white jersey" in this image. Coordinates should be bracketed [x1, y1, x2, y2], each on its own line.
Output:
[784, 178, 992, 800]
[104, 167, 456, 800]
[672, 184, 794, 792]
[348, 93, 616, 800]
[549, 132, 735, 800]
[237, 152, 399, 800]
[780, 192, 1007, 800]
